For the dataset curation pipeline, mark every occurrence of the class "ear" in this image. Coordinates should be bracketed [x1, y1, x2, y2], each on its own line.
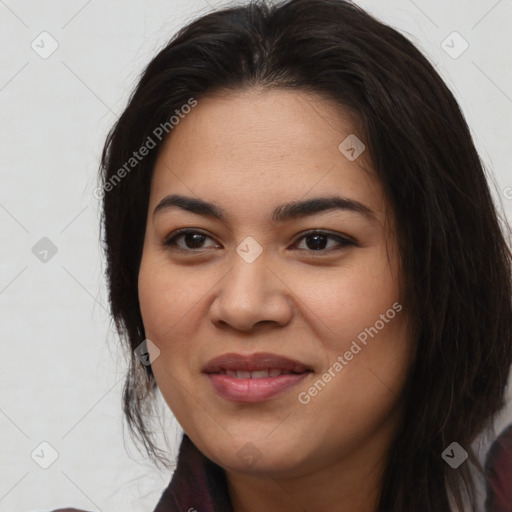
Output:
[485, 423, 512, 512]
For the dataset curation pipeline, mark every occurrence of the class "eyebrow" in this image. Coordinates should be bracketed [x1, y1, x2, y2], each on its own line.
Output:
[153, 194, 376, 222]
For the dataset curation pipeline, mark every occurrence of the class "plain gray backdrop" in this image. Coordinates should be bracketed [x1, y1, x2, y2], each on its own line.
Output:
[1, 1, 511, 511]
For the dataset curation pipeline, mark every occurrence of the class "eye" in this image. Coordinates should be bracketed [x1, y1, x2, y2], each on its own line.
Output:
[293, 230, 355, 253]
[162, 229, 355, 254]
[163, 229, 219, 251]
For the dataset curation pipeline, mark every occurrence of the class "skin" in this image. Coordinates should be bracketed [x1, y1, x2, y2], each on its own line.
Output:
[138, 87, 413, 512]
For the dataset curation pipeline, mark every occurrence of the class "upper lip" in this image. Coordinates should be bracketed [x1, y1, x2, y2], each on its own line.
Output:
[203, 352, 313, 373]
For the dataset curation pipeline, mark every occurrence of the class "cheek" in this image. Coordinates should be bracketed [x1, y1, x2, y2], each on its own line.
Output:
[138, 252, 199, 336]
[137, 254, 203, 419]
[138, 252, 189, 362]
[138, 251, 222, 376]
[290, 249, 400, 346]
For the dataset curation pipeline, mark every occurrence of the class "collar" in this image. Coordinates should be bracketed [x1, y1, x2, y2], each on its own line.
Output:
[152, 433, 234, 512]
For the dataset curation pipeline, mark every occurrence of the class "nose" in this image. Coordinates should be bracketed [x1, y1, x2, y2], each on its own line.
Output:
[209, 253, 293, 332]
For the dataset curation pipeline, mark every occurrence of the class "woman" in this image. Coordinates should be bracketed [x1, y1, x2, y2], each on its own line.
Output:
[54, 0, 512, 510]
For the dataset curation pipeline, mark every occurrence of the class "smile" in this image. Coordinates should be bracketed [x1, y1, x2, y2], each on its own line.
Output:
[215, 368, 296, 378]
[203, 352, 313, 402]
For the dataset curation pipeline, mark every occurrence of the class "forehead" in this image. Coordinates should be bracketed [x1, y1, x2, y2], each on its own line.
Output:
[157, 88, 361, 161]
[150, 88, 387, 223]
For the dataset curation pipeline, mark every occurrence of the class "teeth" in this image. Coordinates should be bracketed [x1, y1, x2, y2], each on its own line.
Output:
[221, 369, 293, 379]
[251, 370, 270, 379]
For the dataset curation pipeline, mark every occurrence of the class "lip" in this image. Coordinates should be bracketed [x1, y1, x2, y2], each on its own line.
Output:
[203, 352, 313, 403]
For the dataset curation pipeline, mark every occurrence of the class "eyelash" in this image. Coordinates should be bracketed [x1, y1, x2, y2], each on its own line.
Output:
[162, 229, 355, 254]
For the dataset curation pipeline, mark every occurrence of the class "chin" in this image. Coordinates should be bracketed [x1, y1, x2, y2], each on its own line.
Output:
[199, 432, 315, 477]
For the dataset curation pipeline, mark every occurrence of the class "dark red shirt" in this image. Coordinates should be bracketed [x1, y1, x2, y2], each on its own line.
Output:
[53, 425, 512, 511]
[485, 424, 512, 512]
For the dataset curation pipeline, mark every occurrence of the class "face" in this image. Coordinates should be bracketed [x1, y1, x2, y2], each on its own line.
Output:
[138, 88, 412, 481]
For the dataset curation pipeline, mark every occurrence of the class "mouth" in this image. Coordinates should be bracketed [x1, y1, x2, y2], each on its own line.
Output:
[213, 368, 303, 378]
[203, 352, 313, 402]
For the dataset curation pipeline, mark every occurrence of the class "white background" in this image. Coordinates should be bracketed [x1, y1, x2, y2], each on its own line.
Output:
[1, 1, 511, 511]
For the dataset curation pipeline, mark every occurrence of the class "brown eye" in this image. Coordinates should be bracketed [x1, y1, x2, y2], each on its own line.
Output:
[294, 231, 355, 252]
[163, 230, 219, 251]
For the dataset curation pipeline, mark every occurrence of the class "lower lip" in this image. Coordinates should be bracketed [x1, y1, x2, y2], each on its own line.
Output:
[206, 372, 311, 402]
